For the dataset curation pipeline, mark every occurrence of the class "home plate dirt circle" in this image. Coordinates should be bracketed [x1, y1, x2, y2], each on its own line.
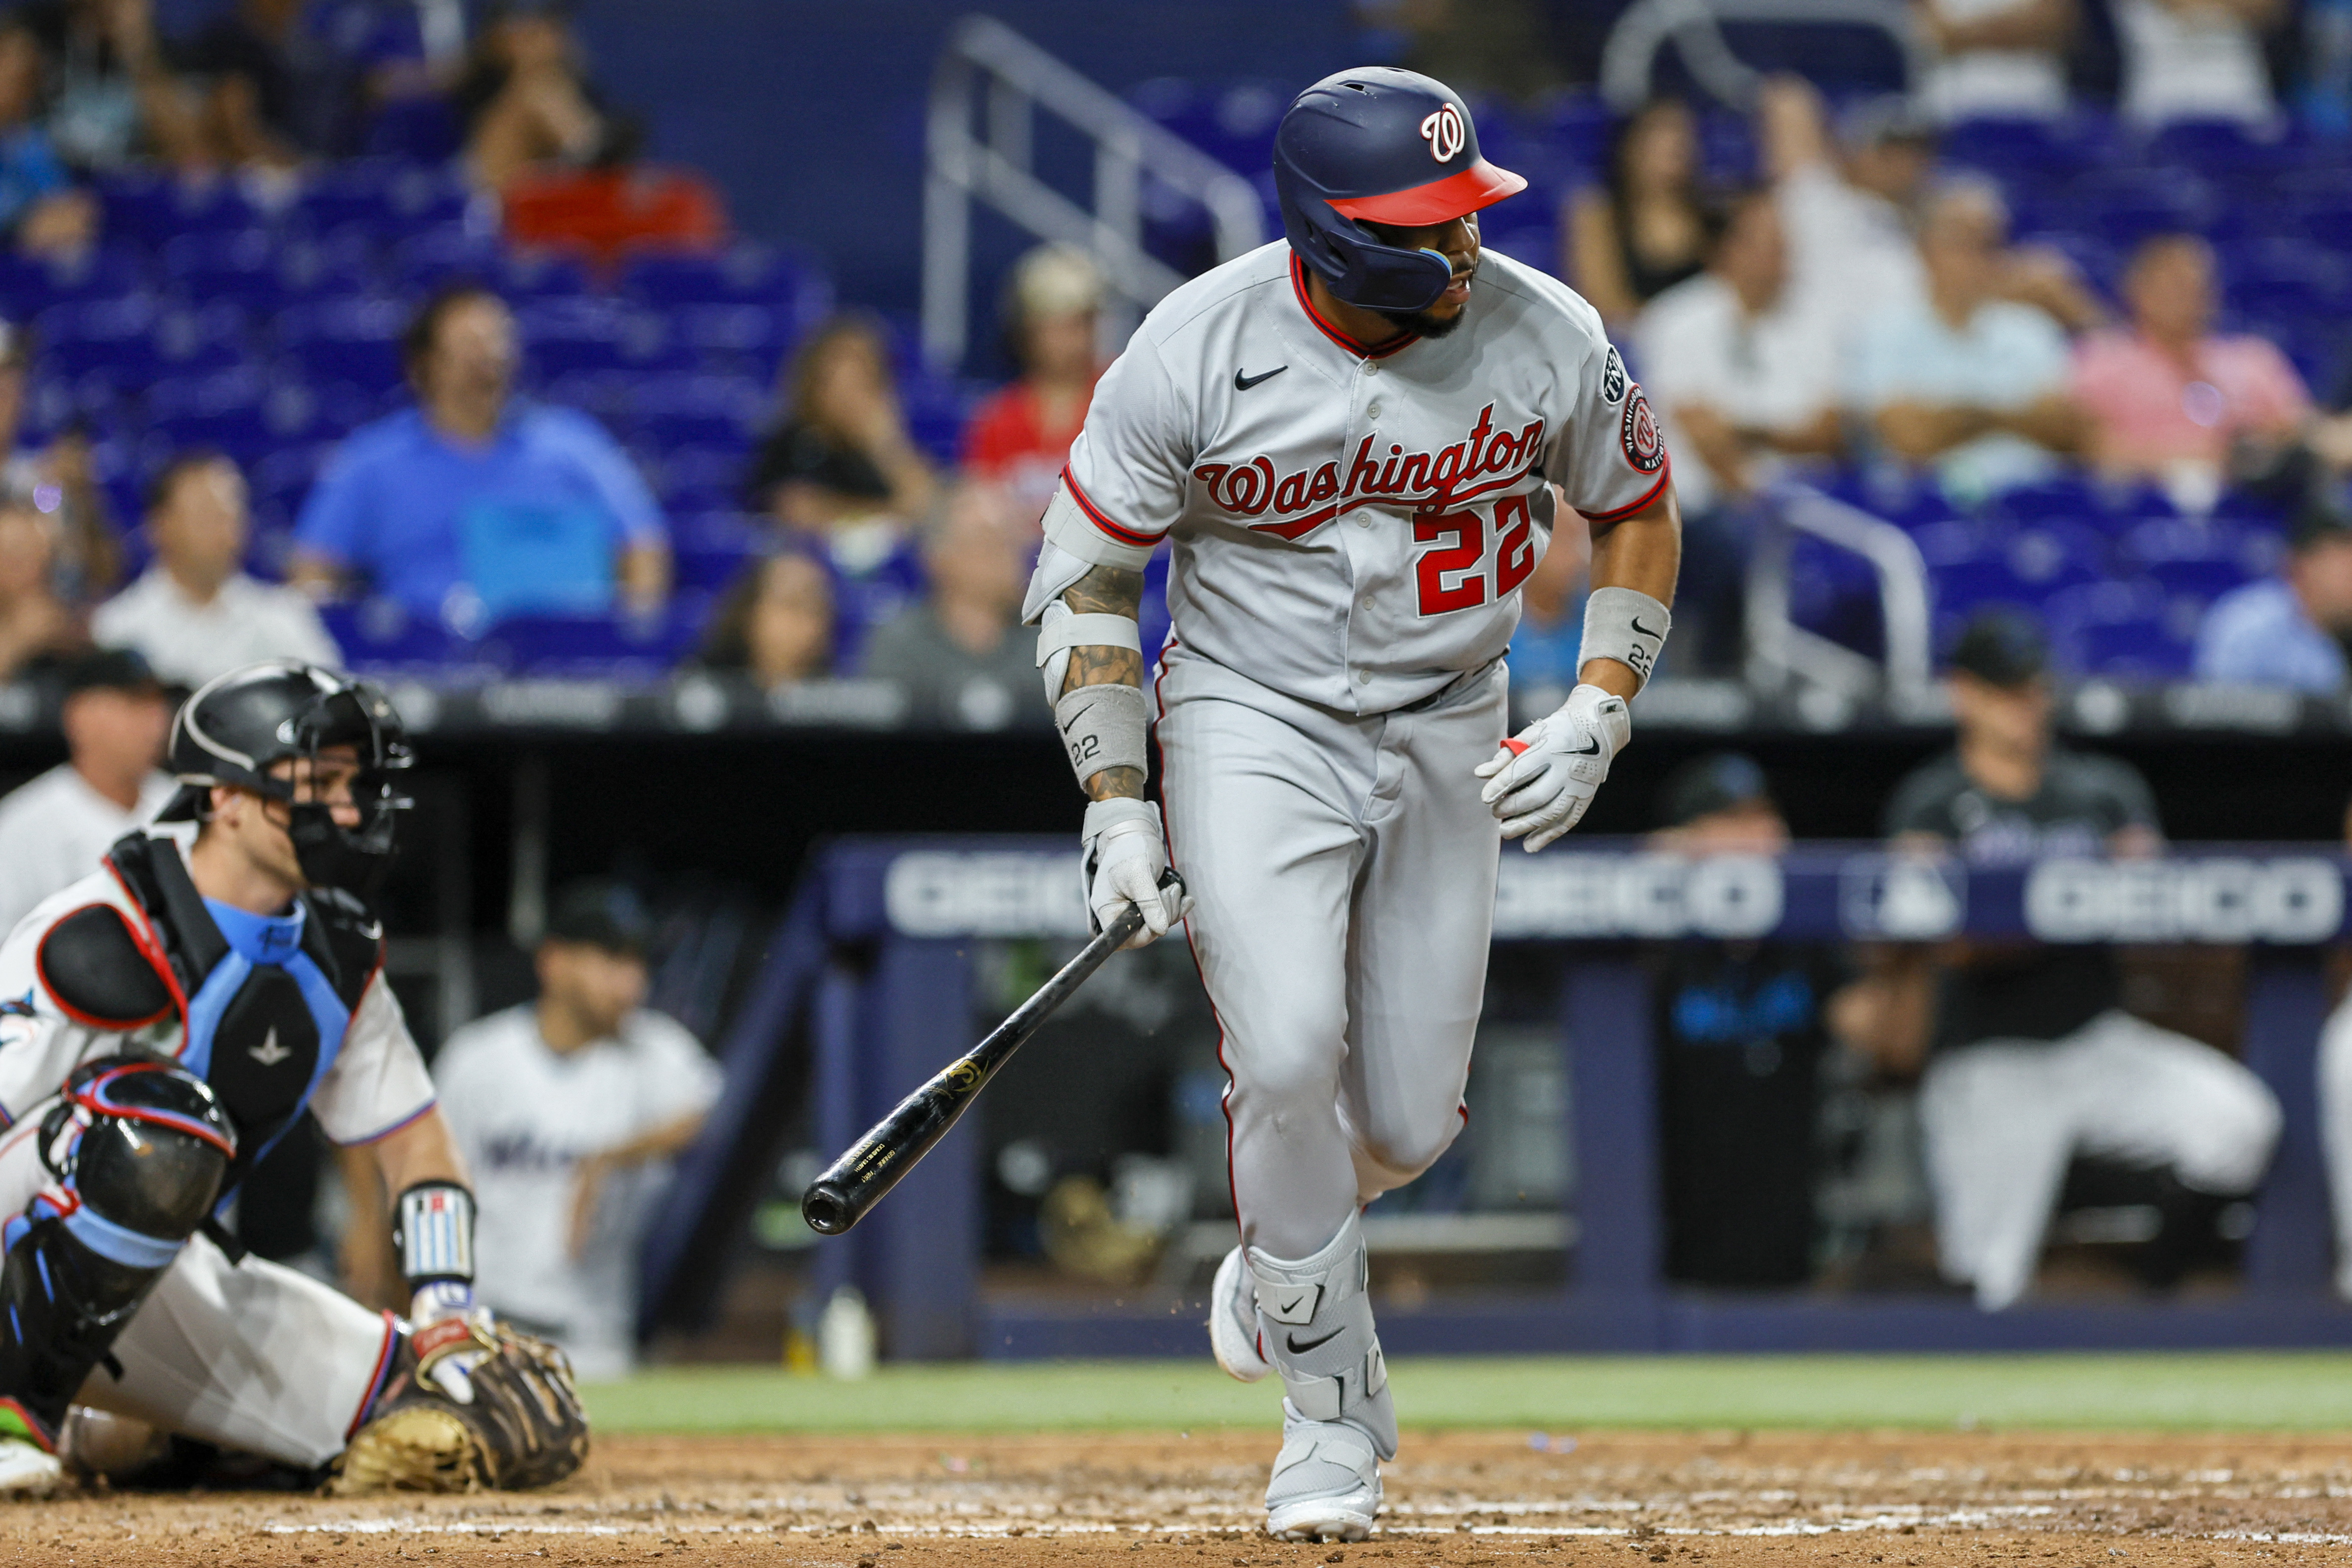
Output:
[8, 1432, 2352, 1565]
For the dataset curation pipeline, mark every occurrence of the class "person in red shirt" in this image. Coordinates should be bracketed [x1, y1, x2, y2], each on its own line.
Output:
[961, 244, 1106, 526]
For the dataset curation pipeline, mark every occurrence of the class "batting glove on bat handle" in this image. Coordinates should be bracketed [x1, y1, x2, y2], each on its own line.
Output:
[1473, 683, 1631, 851]
[1081, 798, 1194, 949]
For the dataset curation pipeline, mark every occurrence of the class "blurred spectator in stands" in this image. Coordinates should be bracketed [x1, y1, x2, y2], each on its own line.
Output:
[2073, 234, 2309, 513]
[963, 244, 1105, 525]
[93, 451, 339, 687]
[861, 481, 1044, 732]
[0, 16, 96, 258]
[2192, 486, 2352, 691]
[1850, 179, 2083, 504]
[2115, 0, 2283, 126]
[1853, 611, 2279, 1309]
[454, 0, 633, 194]
[290, 286, 669, 632]
[179, 0, 365, 171]
[1917, 0, 2077, 122]
[1505, 485, 1589, 708]
[697, 543, 834, 691]
[1566, 96, 1708, 327]
[0, 646, 171, 936]
[0, 321, 118, 599]
[20, 0, 199, 172]
[744, 315, 933, 645]
[0, 475, 83, 679]
[1638, 187, 1843, 669]
[1366, 0, 1561, 101]
[436, 880, 721, 1380]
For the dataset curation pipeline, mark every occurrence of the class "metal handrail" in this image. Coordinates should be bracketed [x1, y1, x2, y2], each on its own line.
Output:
[1745, 483, 1935, 711]
[1601, 0, 1927, 110]
[923, 15, 1268, 370]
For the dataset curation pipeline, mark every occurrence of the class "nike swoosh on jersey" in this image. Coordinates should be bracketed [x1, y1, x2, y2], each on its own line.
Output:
[1286, 1325, 1345, 1353]
[1233, 365, 1288, 391]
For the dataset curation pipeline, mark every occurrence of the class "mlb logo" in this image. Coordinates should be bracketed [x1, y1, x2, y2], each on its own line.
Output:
[1839, 853, 1966, 941]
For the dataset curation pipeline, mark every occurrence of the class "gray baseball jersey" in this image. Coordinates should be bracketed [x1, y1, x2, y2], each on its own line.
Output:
[1034, 241, 1671, 713]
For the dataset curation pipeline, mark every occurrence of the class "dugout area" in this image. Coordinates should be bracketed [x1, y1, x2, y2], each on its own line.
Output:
[11, 1354, 2352, 1563]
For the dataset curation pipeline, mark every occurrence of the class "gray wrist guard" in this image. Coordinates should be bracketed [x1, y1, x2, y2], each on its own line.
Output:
[395, 1181, 477, 1290]
[1578, 586, 1672, 690]
[1054, 682, 1149, 791]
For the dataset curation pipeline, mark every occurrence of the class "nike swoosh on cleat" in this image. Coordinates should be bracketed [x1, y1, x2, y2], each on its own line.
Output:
[1285, 1326, 1345, 1353]
[1234, 365, 1288, 391]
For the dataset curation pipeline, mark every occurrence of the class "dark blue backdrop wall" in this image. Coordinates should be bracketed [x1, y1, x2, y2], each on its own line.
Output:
[569, 1, 1360, 315]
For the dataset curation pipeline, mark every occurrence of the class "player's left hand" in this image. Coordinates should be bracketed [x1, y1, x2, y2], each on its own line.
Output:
[1474, 683, 1631, 851]
[1081, 798, 1193, 948]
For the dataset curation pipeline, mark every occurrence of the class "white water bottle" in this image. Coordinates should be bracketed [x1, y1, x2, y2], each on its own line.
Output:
[816, 1285, 876, 1380]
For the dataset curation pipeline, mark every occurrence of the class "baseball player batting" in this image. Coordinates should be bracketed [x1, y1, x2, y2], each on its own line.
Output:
[0, 662, 584, 1495]
[1027, 68, 1682, 1540]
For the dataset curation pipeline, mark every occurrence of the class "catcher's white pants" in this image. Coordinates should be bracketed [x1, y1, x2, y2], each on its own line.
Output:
[0, 1108, 395, 1468]
[1155, 647, 1507, 1259]
[1919, 1009, 2281, 1310]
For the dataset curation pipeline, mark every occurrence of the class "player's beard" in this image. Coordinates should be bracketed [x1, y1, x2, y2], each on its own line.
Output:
[1374, 302, 1468, 339]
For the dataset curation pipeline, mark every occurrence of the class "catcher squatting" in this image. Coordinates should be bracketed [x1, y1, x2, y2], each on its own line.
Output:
[0, 661, 586, 1497]
[1030, 68, 1681, 1539]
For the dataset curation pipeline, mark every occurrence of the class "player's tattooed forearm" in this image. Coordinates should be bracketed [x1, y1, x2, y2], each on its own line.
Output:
[1083, 765, 1146, 803]
[1061, 566, 1145, 695]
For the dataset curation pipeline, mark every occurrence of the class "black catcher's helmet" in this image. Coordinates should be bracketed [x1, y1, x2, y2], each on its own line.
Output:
[157, 661, 413, 896]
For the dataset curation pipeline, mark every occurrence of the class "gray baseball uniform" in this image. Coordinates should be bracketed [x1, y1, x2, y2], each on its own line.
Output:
[1029, 240, 1670, 1257]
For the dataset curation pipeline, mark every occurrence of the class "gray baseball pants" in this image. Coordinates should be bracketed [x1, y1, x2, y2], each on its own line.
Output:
[1155, 646, 1507, 1259]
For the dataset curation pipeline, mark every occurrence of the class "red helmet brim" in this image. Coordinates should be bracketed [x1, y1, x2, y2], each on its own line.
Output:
[1326, 160, 1528, 227]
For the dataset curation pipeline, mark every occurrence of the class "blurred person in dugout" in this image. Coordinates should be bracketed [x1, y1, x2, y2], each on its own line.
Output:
[963, 243, 1107, 525]
[1648, 754, 1871, 1288]
[432, 881, 722, 1381]
[2194, 485, 2352, 691]
[0, 646, 172, 937]
[694, 541, 836, 692]
[0, 322, 118, 600]
[1840, 612, 2280, 1309]
[743, 316, 936, 650]
[2073, 233, 2311, 515]
[91, 449, 340, 688]
[1564, 96, 1710, 329]
[860, 480, 1047, 732]
[1635, 186, 1844, 672]
[290, 285, 671, 634]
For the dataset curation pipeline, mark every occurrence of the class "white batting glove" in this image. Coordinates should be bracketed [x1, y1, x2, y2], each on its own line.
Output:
[408, 1281, 491, 1404]
[1474, 683, 1631, 852]
[1081, 798, 1191, 949]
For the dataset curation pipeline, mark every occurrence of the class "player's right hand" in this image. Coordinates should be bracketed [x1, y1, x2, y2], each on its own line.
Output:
[1474, 683, 1631, 851]
[1081, 798, 1191, 948]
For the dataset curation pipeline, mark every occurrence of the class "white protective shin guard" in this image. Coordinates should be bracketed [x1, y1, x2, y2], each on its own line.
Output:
[1247, 1211, 1395, 1541]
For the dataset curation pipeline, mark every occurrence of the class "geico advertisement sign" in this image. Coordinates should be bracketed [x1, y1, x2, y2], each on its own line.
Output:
[2023, 858, 2343, 943]
[1492, 854, 1783, 940]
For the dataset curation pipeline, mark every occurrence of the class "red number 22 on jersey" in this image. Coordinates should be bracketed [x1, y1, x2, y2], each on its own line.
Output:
[1412, 493, 1538, 617]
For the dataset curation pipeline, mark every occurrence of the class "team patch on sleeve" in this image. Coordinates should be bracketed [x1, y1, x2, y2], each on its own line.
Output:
[1620, 385, 1665, 474]
[1601, 346, 1628, 405]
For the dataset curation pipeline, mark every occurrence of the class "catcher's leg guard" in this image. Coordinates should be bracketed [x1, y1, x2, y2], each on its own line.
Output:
[0, 1058, 233, 1452]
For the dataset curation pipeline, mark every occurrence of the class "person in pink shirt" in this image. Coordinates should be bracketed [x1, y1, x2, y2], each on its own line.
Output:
[2072, 233, 2310, 510]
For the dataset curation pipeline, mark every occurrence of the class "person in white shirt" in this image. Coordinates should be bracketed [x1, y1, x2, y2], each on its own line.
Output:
[90, 450, 341, 689]
[2115, 0, 2281, 127]
[0, 647, 176, 937]
[1636, 188, 1845, 670]
[1759, 80, 1936, 340]
[1917, 0, 2078, 122]
[432, 881, 723, 1381]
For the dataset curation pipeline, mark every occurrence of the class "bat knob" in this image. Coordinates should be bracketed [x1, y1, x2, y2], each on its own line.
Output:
[801, 1181, 857, 1236]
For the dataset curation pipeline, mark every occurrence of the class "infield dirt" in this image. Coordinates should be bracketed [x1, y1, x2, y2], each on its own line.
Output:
[7, 1431, 2352, 1565]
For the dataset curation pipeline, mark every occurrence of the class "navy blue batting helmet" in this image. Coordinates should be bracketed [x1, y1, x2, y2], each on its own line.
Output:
[1272, 67, 1527, 314]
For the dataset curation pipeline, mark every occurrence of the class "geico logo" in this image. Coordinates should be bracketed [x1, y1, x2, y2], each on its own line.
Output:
[2024, 858, 2346, 943]
[886, 852, 1091, 938]
[1492, 854, 1783, 940]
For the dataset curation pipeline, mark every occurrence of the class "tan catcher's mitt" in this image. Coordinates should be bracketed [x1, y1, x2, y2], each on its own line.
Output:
[329, 1317, 590, 1494]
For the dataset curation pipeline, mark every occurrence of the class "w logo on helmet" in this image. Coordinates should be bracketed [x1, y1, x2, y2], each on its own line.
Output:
[1418, 103, 1465, 164]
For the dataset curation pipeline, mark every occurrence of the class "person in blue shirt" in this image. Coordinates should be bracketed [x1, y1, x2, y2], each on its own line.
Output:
[2193, 492, 2352, 693]
[0, 17, 95, 257]
[291, 285, 669, 631]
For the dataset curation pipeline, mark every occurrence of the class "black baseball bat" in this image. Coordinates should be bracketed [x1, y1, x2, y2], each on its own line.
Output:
[799, 873, 1181, 1237]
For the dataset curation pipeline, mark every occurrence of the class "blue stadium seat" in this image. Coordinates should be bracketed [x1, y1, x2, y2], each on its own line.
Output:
[2048, 580, 2195, 681]
[668, 509, 764, 590]
[319, 598, 459, 670]
[35, 296, 164, 384]
[0, 247, 146, 317]
[391, 223, 503, 290]
[619, 247, 808, 309]
[672, 303, 795, 379]
[651, 444, 751, 513]
[360, 95, 463, 163]
[98, 173, 261, 250]
[2119, 518, 2281, 604]
[1927, 524, 2104, 623]
[623, 374, 765, 452]
[474, 604, 711, 675]
[276, 296, 409, 395]
[495, 250, 591, 304]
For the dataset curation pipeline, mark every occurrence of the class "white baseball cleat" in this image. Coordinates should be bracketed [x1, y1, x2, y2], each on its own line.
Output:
[0, 1435, 62, 1496]
[1208, 1245, 1269, 1383]
[1264, 1418, 1382, 1542]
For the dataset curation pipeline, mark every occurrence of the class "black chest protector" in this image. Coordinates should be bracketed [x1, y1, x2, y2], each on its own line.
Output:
[38, 834, 383, 1191]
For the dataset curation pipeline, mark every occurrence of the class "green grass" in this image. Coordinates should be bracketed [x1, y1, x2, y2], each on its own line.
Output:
[584, 1352, 2352, 1436]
